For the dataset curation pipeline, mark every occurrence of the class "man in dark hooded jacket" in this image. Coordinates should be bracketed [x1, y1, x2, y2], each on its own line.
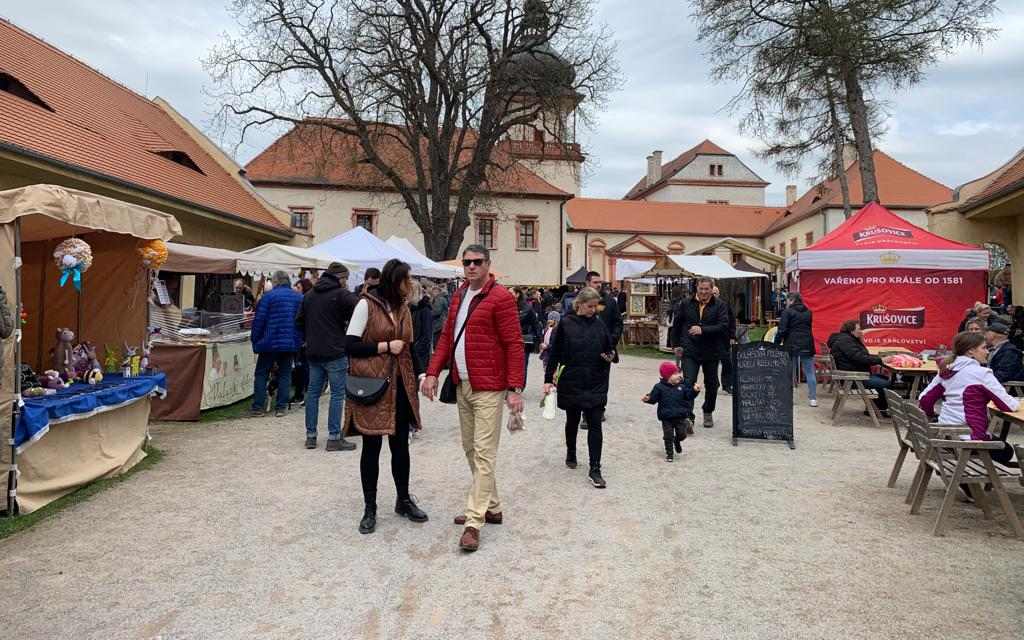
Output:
[296, 262, 359, 451]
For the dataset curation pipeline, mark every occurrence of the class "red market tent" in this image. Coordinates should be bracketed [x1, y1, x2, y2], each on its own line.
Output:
[785, 202, 989, 350]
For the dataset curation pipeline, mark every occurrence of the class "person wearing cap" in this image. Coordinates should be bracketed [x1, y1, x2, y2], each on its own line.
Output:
[986, 321, 1024, 386]
[643, 362, 701, 462]
[296, 262, 359, 451]
[250, 270, 304, 418]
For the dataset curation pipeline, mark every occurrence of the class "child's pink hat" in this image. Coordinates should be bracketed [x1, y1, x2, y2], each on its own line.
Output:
[659, 362, 678, 380]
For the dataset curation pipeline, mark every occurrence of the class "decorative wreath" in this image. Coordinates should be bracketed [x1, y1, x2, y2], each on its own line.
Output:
[138, 239, 169, 270]
[53, 238, 93, 291]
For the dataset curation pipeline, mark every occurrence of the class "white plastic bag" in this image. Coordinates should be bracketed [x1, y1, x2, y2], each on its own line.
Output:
[542, 391, 557, 421]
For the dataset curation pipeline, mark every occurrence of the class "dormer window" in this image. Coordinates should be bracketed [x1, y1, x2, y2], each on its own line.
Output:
[151, 149, 205, 174]
[0, 72, 53, 112]
[708, 163, 724, 177]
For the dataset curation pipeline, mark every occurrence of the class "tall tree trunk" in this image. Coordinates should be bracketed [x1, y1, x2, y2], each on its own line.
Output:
[825, 78, 853, 218]
[840, 63, 879, 203]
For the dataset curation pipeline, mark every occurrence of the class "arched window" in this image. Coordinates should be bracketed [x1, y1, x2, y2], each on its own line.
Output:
[667, 241, 685, 254]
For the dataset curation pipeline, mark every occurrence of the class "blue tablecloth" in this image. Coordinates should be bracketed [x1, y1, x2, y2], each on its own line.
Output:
[16, 374, 167, 452]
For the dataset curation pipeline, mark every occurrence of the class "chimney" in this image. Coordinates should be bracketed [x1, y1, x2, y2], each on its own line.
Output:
[841, 143, 858, 168]
[646, 150, 663, 186]
[786, 184, 797, 206]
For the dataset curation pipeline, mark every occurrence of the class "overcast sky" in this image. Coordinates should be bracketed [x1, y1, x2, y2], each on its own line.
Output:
[4, 1, 1023, 205]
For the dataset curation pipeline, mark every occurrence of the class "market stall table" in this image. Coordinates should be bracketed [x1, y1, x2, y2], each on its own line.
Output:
[868, 345, 917, 356]
[988, 404, 1024, 442]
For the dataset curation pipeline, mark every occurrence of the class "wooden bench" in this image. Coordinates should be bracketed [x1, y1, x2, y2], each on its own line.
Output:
[903, 404, 1023, 537]
[883, 389, 913, 488]
[821, 354, 883, 428]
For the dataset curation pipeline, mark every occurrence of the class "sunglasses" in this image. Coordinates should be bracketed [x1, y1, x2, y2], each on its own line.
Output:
[462, 258, 486, 267]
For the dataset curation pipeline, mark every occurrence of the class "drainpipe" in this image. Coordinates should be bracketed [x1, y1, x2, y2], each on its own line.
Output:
[559, 199, 566, 284]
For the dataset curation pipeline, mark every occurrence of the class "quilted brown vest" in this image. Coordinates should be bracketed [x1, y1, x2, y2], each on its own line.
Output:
[344, 292, 422, 437]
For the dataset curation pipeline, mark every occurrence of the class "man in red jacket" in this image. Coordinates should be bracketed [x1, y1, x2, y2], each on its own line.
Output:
[422, 245, 524, 552]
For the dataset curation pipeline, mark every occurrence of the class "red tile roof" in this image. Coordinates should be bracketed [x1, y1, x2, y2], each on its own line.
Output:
[245, 121, 572, 199]
[0, 19, 289, 234]
[765, 150, 952, 235]
[960, 149, 1024, 212]
[567, 198, 785, 237]
[623, 139, 765, 200]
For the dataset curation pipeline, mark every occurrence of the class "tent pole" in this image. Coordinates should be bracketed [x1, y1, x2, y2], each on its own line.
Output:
[7, 219, 22, 517]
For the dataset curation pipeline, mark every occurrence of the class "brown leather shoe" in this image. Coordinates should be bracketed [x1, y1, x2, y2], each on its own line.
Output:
[459, 527, 480, 552]
[453, 511, 503, 526]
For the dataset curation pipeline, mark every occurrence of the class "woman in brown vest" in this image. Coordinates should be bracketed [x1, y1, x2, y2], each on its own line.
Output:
[345, 259, 429, 534]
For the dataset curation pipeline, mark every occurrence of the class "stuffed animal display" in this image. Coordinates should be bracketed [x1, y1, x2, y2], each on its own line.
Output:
[52, 328, 76, 381]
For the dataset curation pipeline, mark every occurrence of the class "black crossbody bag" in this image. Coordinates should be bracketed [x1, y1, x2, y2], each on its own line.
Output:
[439, 293, 481, 404]
[346, 311, 405, 406]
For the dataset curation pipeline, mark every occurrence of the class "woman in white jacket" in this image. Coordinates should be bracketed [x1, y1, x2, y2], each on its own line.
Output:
[918, 331, 1020, 465]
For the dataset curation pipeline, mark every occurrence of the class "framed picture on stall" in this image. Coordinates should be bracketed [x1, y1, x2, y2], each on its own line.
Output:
[629, 295, 647, 317]
[631, 282, 655, 295]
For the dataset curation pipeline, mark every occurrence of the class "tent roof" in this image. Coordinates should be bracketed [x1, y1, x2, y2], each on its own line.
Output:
[640, 255, 767, 280]
[165, 242, 306, 276]
[385, 236, 463, 278]
[0, 184, 181, 242]
[240, 243, 348, 272]
[566, 266, 588, 284]
[310, 227, 459, 278]
[616, 258, 655, 280]
[787, 202, 989, 272]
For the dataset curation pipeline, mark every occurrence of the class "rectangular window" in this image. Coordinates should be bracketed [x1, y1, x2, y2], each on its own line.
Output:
[709, 163, 724, 177]
[779, 243, 786, 257]
[790, 238, 798, 254]
[565, 244, 573, 268]
[352, 209, 378, 234]
[476, 216, 496, 250]
[805, 231, 814, 246]
[731, 252, 742, 264]
[289, 206, 312, 231]
[517, 218, 538, 250]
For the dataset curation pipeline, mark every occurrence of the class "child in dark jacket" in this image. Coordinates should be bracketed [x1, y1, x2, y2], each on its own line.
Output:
[643, 362, 701, 461]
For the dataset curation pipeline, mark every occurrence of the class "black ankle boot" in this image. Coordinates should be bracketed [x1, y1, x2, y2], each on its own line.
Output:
[565, 449, 578, 469]
[395, 496, 428, 522]
[359, 492, 377, 534]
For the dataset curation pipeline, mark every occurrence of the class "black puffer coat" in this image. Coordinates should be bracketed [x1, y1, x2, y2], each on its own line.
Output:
[776, 302, 815, 355]
[826, 330, 882, 372]
[544, 313, 612, 411]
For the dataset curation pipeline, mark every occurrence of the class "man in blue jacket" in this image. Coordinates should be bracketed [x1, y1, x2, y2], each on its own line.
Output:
[987, 322, 1024, 387]
[250, 271, 303, 417]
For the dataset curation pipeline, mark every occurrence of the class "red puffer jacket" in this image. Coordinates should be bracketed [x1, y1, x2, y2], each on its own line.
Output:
[428, 275, 525, 391]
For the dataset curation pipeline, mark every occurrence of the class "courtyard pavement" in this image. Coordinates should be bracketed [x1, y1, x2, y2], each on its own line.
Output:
[1, 353, 1022, 639]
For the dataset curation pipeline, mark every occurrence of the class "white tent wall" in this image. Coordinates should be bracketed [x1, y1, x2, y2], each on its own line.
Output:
[384, 236, 462, 278]
[311, 227, 459, 280]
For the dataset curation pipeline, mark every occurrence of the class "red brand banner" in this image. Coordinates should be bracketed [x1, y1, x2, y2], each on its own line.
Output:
[799, 268, 986, 350]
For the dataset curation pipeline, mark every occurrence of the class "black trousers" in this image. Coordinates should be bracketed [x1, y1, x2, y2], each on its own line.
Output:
[662, 418, 687, 453]
[720, 346, 734, 391]
[565, 406, 604, 469]
[682, 357, 720, 415]
[359, 382, 412, 505]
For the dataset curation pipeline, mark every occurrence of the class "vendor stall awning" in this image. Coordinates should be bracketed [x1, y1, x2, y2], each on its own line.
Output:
[165, 242, 306, 276]
[640, 255, 768, 280]
[240, 242, 349, 272]
[0, 184, 182, 242]
[786, 202, 989, 272]
[616, 259, 655, 281]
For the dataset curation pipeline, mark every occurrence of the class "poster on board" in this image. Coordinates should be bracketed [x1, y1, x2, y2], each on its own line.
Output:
[201, 340, 256, 410]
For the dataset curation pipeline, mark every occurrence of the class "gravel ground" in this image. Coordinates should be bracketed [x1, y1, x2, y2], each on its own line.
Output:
[2, 353, 1023, 639]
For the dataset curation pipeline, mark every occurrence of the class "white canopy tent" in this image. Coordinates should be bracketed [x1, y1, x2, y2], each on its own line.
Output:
[240, 243, 348, 273]
[616, 258, 656, 281]
[311, 227, 459, 279]
[385, 236, 463, 278]
[638, 255, 768, 280]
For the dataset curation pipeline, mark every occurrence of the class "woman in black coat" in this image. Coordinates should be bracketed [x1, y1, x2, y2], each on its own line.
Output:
[515, 288, 543, 386]
[775, 293, 817, 407]
[544, 287, 613, 489]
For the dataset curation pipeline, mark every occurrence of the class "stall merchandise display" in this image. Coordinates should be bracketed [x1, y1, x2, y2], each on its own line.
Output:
[138, 239, 169, 270]
[53, 237, 93, 291]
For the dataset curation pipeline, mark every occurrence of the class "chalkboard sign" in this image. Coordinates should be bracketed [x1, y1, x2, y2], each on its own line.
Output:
[732, 342, 794, 448]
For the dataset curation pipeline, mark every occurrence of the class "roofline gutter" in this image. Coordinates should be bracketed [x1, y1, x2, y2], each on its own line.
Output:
[0, 142, 294, 240]
[568, 227, 766, 239]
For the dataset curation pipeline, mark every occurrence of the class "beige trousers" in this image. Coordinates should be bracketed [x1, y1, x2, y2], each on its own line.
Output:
[456, 382, 505, 529]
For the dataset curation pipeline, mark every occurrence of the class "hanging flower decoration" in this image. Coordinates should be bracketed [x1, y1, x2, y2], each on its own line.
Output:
[138, 239, 169, 271]
[53, 238, 93, 291]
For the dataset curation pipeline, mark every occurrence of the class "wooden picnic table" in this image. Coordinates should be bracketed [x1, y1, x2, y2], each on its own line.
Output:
[881, 359, 939, 399]
[988, 404, 1024, 442]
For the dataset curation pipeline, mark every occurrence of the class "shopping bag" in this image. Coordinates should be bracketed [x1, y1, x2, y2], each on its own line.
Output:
[506, 409, 526, 433]
[542, 390, 557, 421]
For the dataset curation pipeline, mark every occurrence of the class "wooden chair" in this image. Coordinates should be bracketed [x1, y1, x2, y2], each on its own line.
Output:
[883, 390, 912, 488]
[904, 405, 1023, 537]
[813, 354, 836, 395]
[827, 354, 883, 428]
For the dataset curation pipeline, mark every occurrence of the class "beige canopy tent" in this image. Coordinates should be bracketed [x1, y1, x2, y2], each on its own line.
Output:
[1, 184, 181, 515]
[240, 242, 353, 273]
[164, 242, 304, 276]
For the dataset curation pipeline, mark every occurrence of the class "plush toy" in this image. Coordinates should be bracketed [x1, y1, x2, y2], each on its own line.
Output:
[140, 344, 152, 374]
[52, 328, 76, 381]
[85, 369, 104, 385]
[38, 370, 67, 390]
[122, 344, 138, 378]
[103, 345, 120, 374]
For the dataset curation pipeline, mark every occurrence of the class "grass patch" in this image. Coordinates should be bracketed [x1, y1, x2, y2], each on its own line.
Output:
[0, 446, 164, 540]
[200, 397, 253, 423]
[619, 344, 673, 360]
